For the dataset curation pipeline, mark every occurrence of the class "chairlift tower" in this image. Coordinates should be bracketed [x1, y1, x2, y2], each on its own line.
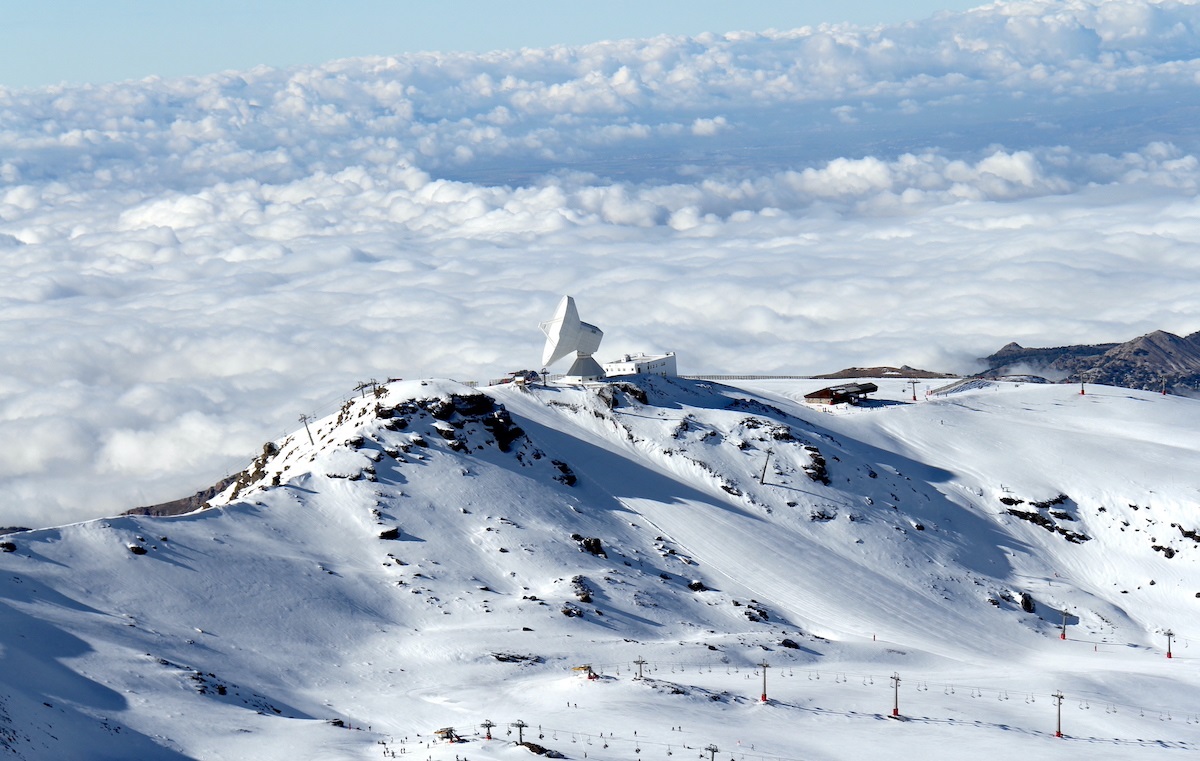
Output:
[890, 672, 901, 717]
[1053, 691, 1065, 737]
[634, 656, 647, 680]
[510, 720, 528, 744]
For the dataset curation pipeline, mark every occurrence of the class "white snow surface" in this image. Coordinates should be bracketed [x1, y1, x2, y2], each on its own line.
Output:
[5, 0, 1200, 526]
[2, 376, 1198, 759]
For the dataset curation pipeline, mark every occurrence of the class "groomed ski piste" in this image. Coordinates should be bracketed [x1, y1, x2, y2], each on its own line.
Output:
[2, 375, 1199, 760]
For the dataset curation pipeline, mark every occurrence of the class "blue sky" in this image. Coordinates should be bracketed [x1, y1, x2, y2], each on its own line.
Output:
[1, 0, 984, 89]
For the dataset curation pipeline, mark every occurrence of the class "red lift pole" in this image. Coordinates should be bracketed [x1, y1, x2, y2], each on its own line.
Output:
[1053, 691, 1065, 738]
[891, 672, 901, 717]
[757, 661, 769, 703]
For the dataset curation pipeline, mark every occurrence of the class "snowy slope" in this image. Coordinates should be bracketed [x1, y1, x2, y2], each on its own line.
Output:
[1, 376, 1199, 760]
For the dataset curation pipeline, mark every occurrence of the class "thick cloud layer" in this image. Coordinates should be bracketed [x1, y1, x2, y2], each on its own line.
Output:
[3, 0, 1200, 527]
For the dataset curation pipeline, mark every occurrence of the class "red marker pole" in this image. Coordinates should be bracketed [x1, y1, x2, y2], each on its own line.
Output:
[891, 672, 901, 717]
[1053, 691, 1064, 738]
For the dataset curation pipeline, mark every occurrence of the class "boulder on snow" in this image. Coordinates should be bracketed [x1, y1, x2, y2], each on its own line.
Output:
[578, 536, 606, 557]
[571, 575, 594, 603]
[1019, 592, 1035, 613]
[520, 741, 566, 758]
[482, 409, 525, 452]
[491, 652, 544, 664]
[551, 460, 577, 486]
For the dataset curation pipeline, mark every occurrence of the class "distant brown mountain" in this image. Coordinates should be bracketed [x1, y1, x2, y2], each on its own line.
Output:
[979, 330, 1200, 395]
[812, 365, 954, 380]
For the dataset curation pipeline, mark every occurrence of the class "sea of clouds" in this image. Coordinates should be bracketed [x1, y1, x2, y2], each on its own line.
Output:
[3, 0, 1200, 527]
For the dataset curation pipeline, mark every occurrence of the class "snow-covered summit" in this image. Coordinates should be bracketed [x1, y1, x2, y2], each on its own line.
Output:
[2, 375, 1199, 759]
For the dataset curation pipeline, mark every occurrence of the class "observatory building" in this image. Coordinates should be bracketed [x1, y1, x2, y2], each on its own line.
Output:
[539, 296, 677, 382]
[602, 352, 677, 378]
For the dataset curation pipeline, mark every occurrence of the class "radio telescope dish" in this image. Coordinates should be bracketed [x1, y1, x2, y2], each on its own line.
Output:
[539, 296, 604, 380]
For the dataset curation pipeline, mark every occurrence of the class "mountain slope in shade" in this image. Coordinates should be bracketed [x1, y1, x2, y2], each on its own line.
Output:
[1, 376, 1199, 760]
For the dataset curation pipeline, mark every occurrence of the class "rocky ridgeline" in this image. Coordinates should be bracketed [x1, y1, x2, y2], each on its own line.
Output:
[979, 329, 1200, 394]
[215, 382, 572, 504]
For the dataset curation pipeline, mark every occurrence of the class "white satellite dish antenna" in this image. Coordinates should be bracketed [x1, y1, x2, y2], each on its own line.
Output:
[539, 295, 605, 380]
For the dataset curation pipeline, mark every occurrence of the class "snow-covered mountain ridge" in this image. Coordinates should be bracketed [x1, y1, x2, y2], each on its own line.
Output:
[2, 376, 1199, 759]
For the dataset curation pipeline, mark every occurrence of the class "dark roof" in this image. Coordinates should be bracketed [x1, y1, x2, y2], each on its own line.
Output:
[804, 382, 878, 400]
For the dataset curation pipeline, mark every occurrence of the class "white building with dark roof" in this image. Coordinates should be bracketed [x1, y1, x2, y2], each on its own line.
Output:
[603, 352, 677, 378]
